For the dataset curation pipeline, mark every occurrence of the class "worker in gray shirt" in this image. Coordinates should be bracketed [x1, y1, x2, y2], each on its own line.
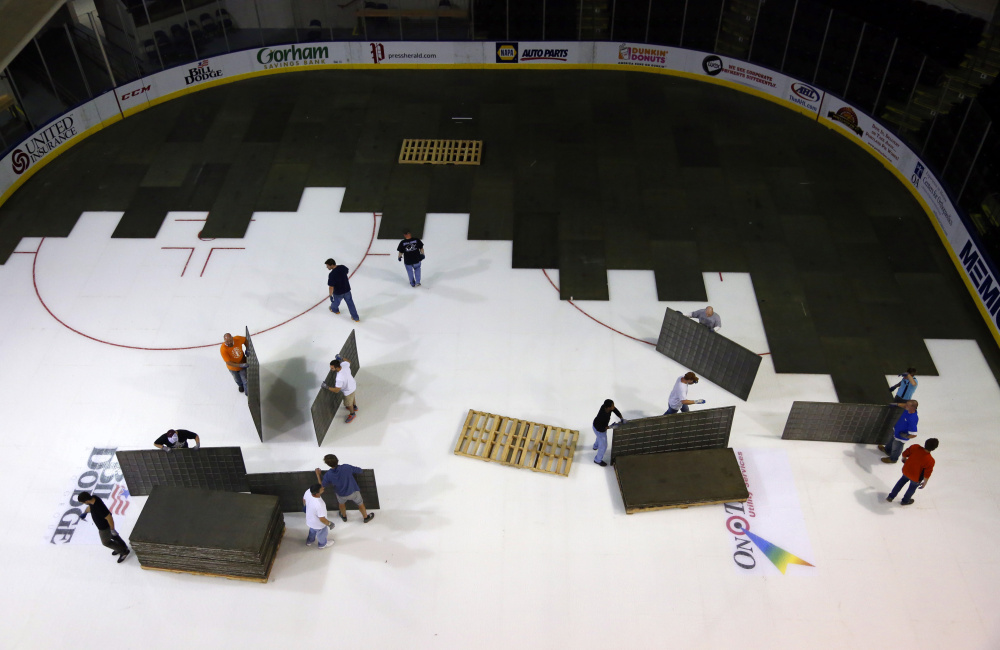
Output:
[687, 306, 721, 332]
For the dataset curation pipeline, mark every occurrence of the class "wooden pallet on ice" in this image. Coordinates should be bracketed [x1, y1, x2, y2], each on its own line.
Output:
[399, 139, 482, 165]
[453, 409, 579, 477]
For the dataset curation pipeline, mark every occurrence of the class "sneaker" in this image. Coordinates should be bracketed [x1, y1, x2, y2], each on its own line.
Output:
[117, 550, 130, 563]
[352, 319, 360, 323]
[880, 458, 896, 464]
[345, 413, 356, 423]
[885, 496, 894, 502]
[317, 540, 333, 549]
[595, 461, 607, 467]
[238, 386, 244, 393]
[112, 550, 120, 556]
[363, 513, 375, 523]
[331, 309, 340, 315]
[340, 514, 347, 522]
[416, 283, 421, 286]
[592, 445, 598, 450]
[410, 283, 416, 287]
[901, 499, 915, 506]
[877, 444, 886, 453]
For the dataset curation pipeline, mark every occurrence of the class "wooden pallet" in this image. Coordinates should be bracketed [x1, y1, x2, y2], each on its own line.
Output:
[138, 529, 283, 583]
[399, 139, 482, 165]
[453, 409, 579, 477]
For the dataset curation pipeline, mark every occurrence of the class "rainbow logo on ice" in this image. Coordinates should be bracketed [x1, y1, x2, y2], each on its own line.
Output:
[727, 516, 814, 574]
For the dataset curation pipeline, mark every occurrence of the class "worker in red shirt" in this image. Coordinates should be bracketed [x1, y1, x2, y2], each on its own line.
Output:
[886, 438, 938, 506]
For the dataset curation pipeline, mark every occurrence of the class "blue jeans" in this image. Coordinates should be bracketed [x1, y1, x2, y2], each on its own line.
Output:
[330, 292, 359, 321]
[229, 368, 247, 392]
[664, 405, 689, 415]
[593, 427, 607, 464]
[888, 475, 919, 502]
[886, 437, 905, 462]
[306, 526, 329, 547]
[405, 262, 421, 286]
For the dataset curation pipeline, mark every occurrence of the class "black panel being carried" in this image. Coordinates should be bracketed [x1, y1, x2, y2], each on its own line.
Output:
[310, 329, 360, 446]
[614, 448, 749, 514]
[780, 401, 901, 444]
[116, 447, 250, 496]
[245, 326, 263, 442]
[129, 486, 283, 581]
[609, 406, 735, 464]
[655, 308, 762, 401]
[247, 469, 380, 512]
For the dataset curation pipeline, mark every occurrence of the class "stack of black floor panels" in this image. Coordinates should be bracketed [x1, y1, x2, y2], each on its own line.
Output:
[130, 486, 284, 582]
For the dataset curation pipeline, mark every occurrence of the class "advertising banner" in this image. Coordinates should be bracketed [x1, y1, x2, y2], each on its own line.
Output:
[818, 95, 918, 171]
[487, 41, 593, 65]
[45, 447, 131, 546]
[593, 41, 692, 72]
[248, 42, 351, 72]
[351, 41, 469, 66]
[146, 51, 252, 105]
[0, 91, 118, 200]
[721, 449, 815, 576]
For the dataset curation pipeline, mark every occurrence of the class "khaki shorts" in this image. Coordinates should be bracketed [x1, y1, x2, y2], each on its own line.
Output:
[342, 391, 356, 410]
[336, 490, 363, 506]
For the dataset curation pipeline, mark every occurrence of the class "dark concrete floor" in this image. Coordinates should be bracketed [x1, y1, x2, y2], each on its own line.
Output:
[1, 69, 997, 402]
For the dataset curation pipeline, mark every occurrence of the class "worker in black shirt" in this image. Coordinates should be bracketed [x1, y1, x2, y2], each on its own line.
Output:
[396, 229, 425, 287]
[154, 429, 200, 451]
[325, 258, 360, 322]
[78, 492, 130, 563]
[592, 399, 625, 467]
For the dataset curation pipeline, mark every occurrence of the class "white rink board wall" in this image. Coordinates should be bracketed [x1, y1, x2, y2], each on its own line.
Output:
[0, 41, 996, 341]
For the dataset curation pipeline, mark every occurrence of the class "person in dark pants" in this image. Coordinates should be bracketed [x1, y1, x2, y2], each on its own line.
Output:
[879, 400, 918, 463]
[314, 454, 375, 523]
[397, 229, 425, 287]
[154, 429, 200, 451]
[886, 438, 938, 506]
[220, 332, 249, 394]
[889, 368, 918, 403]
[325, 258, 360, 322]
[78, 492, 130, 563]
[592, 399, 624, 467]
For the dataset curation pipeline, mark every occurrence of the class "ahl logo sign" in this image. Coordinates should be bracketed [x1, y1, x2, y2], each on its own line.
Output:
[47, 447, 130, 545]
[702, 55, 723, 76]
[721, 450, 815, 575]
[10, 116, 76, 175]
[370, 43, 385, 64]
[184, 59, 223, 85]
[521, 48, 568, 62]
[257, 45, 329, 69]
[790, 82, 821, 102]
[496, 42, 518, 63]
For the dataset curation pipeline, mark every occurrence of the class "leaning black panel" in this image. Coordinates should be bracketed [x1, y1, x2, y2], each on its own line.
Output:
[116, 447, 250, 496]
[780, 401, 901, 444]
[245, 326, 263, 441]
[609, 406, 735, 464]
[655, 308, 762, 401]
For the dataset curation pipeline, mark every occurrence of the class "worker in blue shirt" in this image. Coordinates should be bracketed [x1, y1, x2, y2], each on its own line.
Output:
[879, 400, 919, 463]
[889, 368, 918, 403]
[314, 454, 375, 523]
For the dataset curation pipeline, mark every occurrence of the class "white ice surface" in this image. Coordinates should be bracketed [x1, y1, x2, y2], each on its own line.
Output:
[1, 188, 999, 649]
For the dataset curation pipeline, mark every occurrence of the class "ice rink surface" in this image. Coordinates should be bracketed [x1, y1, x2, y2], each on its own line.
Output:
[1, 187, 998, 649]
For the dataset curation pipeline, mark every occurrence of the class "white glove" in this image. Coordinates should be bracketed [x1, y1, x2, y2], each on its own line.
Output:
[194, 442, 200, 450]
[693, 399, 706, 404]
[162, 446, 172, 452]
[321, 382, 328, 390]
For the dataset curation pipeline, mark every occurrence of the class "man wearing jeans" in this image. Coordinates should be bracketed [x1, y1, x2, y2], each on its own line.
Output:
[886, 438, 937, 506]
[303, 484, 334, 549]
[880, 400, 919, 463]
[592, 399, 624, 467]
[78, 492, 130, 563]
[220, 333, 249, 394]
[325, 258, 360, 322]
[396, 229, 425, 287]
[315, 454, 375, 523]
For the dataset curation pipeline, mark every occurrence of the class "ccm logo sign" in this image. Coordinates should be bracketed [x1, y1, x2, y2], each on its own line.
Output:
[120, 85, 151, 101]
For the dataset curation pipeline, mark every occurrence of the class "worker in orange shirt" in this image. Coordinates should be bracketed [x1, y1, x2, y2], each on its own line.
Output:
[886, 438, 938, 506]
[220, 332, 249, 395]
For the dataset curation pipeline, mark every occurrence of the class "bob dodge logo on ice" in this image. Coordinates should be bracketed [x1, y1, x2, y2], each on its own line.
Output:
[184, 59, 223, 85]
